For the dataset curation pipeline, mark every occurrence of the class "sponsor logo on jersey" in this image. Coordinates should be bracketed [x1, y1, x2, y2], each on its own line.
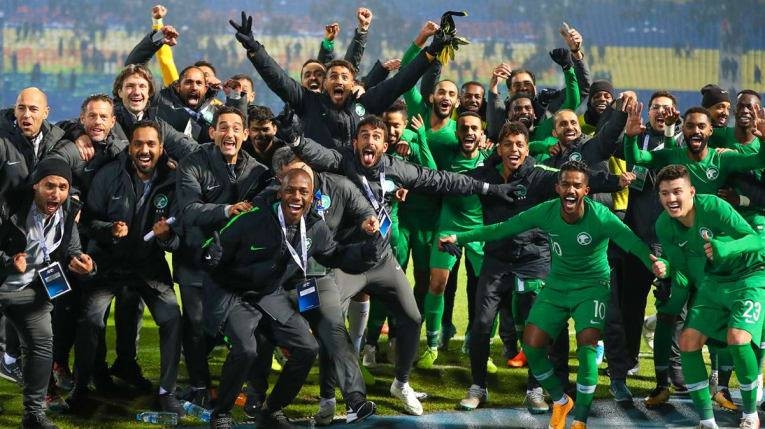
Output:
[576, 232, 592, 245]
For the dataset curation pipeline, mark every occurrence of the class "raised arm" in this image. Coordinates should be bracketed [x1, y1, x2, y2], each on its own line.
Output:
[547, 25, 590, 112]
[151, 4, 179, 85]
[290, 136, 345, 174]
[454, 203, 542, 244]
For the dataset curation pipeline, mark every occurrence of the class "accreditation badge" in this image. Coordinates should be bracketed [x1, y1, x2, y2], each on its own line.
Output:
[38, 262, 72, 299]
[630, 165, 648, 191]
[378, 208, 392, 238]
[297, 278, 320, 312]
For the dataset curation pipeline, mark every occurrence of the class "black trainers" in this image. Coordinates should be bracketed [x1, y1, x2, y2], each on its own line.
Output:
[158, 392, 187, 417]
[21, 413, 59, 429]
[110, 358, 153, 392]
[0, 359, 23, 385]
[243, 392, 266, 419]
[65, 385, 92, 412]
[210, 412, 234, 429]
[347, 400, 376, 424]
[261, 408, 292, 427]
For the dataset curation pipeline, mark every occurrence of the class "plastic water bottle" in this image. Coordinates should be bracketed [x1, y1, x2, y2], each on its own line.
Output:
[136, 411, 178, 425]
[181, 400, 211, 422]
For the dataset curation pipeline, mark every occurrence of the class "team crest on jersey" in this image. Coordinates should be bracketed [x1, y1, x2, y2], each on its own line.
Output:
[698, 227, 714, 240]
[568, 152, 582, 161]
[354, 103, 366, 116]
[576, 232, 592, 245]
[383, 179, 397, 193]
[705, 168, 719, 180]
[154, 194, 168, 209]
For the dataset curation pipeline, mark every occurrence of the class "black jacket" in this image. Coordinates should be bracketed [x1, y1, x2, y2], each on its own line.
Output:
[204, 195, 383, 333]
[246, 45, 432, 150]
[0, 109, 65, 204]
[124, 30, 248, 144]
[47, 132, 128, 196]
[83, 151, 178, 283]
[175, 144, 270, 286]
[468, 155, 620, 278]
[0, 194, 83, 285]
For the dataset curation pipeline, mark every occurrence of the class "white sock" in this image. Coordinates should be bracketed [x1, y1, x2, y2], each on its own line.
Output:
[4, 353, 16, 365]
[553, 395, 569, 405]
[393, 378, 407, 388]
[699, 418, 717, 428]
[159, 386, 168, 395]
[743, 411, 758, 420]
[348, 300, 370, 354]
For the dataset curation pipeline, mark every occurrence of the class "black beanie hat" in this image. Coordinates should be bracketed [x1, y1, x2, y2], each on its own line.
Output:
[31, 158, 72, 185]
[589, 80, 615, 99]
[700, 84, 730, 108]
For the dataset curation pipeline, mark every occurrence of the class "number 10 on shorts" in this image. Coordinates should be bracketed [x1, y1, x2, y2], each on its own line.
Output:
[593, 300, 606, 322]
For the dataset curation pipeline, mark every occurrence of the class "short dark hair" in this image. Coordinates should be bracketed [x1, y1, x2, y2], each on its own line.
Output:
[656, 164, 690, 185]
[326, 59, 357, 76]
[498, 121, 530, 143]
[271, 146, 300, 173]
[649, 90, 677, 107]
[509, 92, 534, 105]
[193, 60, 217, 75]
[131, 120, 163, 144]
[212, 106, 246, 127]
[461, 81, 485, 91]
[558, 160, 589, 182]
[113, 64, 155, 99]
[80, 93, 114, 114]
[301, 59, 325, 71]
[457, 111, 482, 123]
[230, 73, 254, 89]
[506, 69, 536, 90]
[248, 105, 275, 124]
[179, 65, 205, 82]
[683, 106, 712, 123]
[356, 115, 387, 141]
[384, 99, 408, 117]
[737, 89, 761, 101]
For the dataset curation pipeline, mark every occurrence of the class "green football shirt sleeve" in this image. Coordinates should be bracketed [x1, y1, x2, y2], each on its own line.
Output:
[410, 125, 437, 170]
[624, 134, 669, 168]
[721, 143, 765, 174]
[455, 204, 541, 244]
[558, 66, 581, 111]
[401, 43, 427, 119]
[708, 196, 765, 260]
[655, 216, 690, 280]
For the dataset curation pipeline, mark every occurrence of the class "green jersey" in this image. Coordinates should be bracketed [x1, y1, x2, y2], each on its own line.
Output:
[395, 127, 441, 229]
[655, 194, 765, 290]
[709, 127, 762, 154]
[437, 149, 491, 232]
[402, 43, 459, 170]
[457, 198, 653, 289]
[624, 135, 765, 194]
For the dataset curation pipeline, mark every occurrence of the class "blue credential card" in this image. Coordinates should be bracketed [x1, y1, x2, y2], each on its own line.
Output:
[297, 278, 320, 312]
[378, 209, 392, 238]
[38, 262, 72, 299]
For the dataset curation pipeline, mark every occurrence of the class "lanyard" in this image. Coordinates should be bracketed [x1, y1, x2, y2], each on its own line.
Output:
[360, 164, 385, 213]
[34, 212, 52, 265]
[277, 204, 308, 278]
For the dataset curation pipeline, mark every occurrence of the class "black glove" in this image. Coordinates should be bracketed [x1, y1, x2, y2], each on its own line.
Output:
[537, 88, 562, 107]
[229, 11, 262, 52]
[483, 183, 526, 204]
[425, 29, 453, 57]
[440, 242, 462, 258]
[549, 48, 573, 70]
[274, 105, 303, 144]
[652, 277, 672, 303]
[203, 231, 223, 269]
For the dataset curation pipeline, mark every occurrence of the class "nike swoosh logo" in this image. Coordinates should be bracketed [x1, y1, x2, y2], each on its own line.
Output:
[111, 196, 121, 200]
[6, 161, 20, 166]
[678, 241, 688, 247]
[590, 320, 601, 324]
[84, 167, 95, 172]
[204, 254, 212, 260]
[250, 245, 265, 251]
[206, 184, 220, 191]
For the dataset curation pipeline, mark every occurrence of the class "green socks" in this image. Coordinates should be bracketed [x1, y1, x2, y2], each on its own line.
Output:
[680, 350, 714, 420]
[573, 345, 597, 422]
[728, 343, 761, 413]
[524, 343, 564, 401]
[424, 292, 445, 348]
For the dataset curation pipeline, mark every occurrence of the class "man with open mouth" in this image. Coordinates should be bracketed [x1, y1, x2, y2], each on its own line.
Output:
[203, 168, 384, 429]
[652, 164, 765, 429]
[440, 160, 665, 429]
[290, 114, 529, 416]
[0, 158, 95, 429]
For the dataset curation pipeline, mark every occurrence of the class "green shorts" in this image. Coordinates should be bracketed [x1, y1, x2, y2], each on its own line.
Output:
[686, 278, 765, 345]
[527, 283, 611, 339]
[395, 223, 434, 271]
[429, 234, 484, 273]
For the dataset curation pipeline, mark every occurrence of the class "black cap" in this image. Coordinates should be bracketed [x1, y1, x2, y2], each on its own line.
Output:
[700, 84, 730, 108]
[31, 158, 72, 185]
[589, 80, 615, 99]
